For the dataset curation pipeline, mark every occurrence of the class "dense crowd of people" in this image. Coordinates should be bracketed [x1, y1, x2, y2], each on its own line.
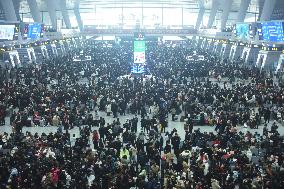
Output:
[0, 39, 283, 189]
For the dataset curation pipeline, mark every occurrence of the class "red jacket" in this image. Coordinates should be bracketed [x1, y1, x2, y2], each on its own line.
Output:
[93, 132, 99, 142]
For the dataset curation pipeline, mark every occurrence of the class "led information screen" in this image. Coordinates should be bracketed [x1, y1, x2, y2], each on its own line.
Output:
[28, 23, 42, 39]
[132, 32, 146, 73]
[0, 25, 15, 40]
[131, 64, 145, 74]
[133, 36, 146, 64]
[134, 41, 145, 52]
[258, 22, 284, 42]
[234, 23, 256, 40]
[235, 23, 249, 40]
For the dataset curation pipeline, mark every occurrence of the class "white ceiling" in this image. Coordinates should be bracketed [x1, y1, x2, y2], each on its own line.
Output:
[18, 0, 260, 13]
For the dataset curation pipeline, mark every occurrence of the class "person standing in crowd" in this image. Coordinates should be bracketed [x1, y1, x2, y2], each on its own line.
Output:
[131, 115, 138, 133]
[171, 106, 177, 121]
[92, 130, 100, 149]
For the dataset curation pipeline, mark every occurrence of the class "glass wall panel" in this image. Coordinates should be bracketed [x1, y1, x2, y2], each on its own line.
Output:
[95, 8, 121, 26]
[245, 13, 258, 22]
[80, 12, 96, 26]
[227, 12, 238, 27]
[142, 8, 162, 28]
[42, 11, 51, 26]
[22, 13, 34, 23]
[183, 9, 199, 26]
[200, 11, 210, 28]
[123, 8, 142, 26]
[214, 11, 222, 28]
[163, 8, 182, 26]
[68, 10, 78, 28]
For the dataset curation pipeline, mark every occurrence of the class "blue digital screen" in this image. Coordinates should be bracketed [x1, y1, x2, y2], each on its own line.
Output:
[28, 23, 42, 39]
[131, 64, 144, 74]
[257, 23, 263, 40]
[235, 23, 250, 40]
[258, 22, 284, 42]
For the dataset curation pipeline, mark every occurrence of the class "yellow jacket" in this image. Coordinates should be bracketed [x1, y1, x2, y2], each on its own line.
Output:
[120, 149, 130, 159]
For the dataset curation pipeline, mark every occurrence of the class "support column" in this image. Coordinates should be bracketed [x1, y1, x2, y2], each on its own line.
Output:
[0, 0, 17, 21]
[220, 0, 233, 30]
[60, 0, 72, 29]
[12, 0, 21, 21]
[27, 0, 42, 23]
[74, 1, 83, 31]
[260, 0, 276, 21]
[44, 0, 57, 29]
[237, 0, 251, 22]
[207, 0, 219, 28]
[195, 0, 205, 29]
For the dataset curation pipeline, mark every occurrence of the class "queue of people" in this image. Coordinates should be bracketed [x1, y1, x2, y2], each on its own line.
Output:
[0, 39, 283, 189]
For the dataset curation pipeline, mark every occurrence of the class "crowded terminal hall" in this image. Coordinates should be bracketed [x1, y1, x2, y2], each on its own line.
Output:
[1, 0, 284, 189]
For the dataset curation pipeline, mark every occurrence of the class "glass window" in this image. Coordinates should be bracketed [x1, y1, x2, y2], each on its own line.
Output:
[22, 13, 34, 23]
[227, 12, 238, 27]
[95, 8, 121, 26]
[214, 11, 222, 28]
[201, 11, 210, 28]
[68, 10, 78, 28]
[123, 8, 142, 26]
[245, 13, 258, 22]
[80, 12, 96, 26]
[42, 11, 51, 26]
[163, 8, 182, 26]
[142, 8, 162, 28]
[183, 9, 199, 26]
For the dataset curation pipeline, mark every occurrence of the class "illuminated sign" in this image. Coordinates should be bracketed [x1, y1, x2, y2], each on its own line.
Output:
[258, 22, 284, 42]
[134, 37, 146, 64]
[262, 46, 282, 51]
[134, 32, 145, 39]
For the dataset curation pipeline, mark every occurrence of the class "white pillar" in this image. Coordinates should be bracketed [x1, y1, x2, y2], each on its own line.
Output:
[195, 0, 205, 29]
[207, 0, 219, 28]
[260, 0, 277, 21]
[74, 1, 83, 31]
[60, 0, 72, 29]
[0, 0, 17, 21]
[237, 0, 251, 22]
[45, 0, 57, 29]
[27, 0, 42, 23]
[12, 0, 21, 21]
[220, 0, 233, 30]
[196, 8, 205, 29]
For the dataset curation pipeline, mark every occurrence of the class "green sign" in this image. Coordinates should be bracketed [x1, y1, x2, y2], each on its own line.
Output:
[134, 41, 145, 52]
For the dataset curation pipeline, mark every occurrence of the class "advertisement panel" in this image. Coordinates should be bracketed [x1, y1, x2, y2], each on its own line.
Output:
[134, 40, 145, 63]
[28, 23, 42, 39]
[258, 22, 284, 42]
[0, 25, 15, 40]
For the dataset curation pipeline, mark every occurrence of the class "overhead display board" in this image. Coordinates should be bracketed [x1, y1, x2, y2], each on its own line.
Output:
[0, 25, 15, 41]
[257, 21, 284, 42]
[133, 33, 146, 64]
[131, 64, 145, 74]
[234, 23, 256, 41]
[132, 32, 146, 74]
[21, 22, 44, 40]
[234, 23, 249, 40]
[28, 23, 42, 39]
